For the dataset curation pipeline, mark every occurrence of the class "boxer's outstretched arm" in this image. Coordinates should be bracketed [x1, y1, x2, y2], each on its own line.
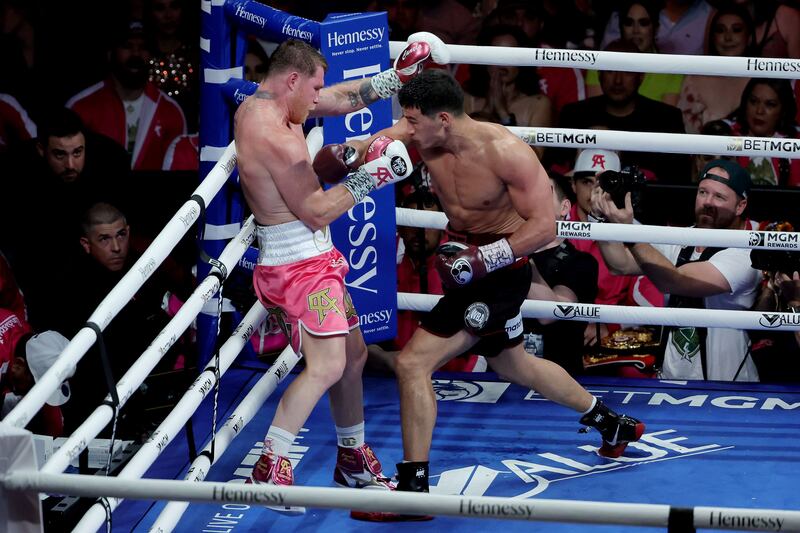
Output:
[345, 117, 414, 166]
[311, 78, 382, 117]
[499, 139, 557, 256]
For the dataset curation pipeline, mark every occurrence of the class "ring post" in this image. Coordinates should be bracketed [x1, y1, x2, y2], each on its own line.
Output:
[320, 12, 398, 344]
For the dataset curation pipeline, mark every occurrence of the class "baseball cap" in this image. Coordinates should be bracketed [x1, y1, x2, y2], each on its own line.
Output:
[699, 159, 752, 199]
[26, 331, 73, 406]
[574, 149, 621, 178]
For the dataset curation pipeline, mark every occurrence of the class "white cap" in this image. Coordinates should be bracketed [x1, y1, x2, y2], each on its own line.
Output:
[574, 149, 621, 176]
[26, 331, 73, 406]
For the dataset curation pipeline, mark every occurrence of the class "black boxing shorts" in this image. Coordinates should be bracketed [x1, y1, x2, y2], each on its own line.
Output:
[420, 258, 530, 358]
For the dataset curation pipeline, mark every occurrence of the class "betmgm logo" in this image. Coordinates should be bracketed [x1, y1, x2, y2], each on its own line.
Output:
[726, 137, 744, 151]
[750, 230, 800, 250]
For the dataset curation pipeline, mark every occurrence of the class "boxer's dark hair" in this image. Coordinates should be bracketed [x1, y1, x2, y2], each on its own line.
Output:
[549, 171, 576, 204]
[399, 69, 464, 117]
[268, 39, 327, 77]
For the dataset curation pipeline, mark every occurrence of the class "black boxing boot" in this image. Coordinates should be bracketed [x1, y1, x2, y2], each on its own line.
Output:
[579, 400, 645, 458]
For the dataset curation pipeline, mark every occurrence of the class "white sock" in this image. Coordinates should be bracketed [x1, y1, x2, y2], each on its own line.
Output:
[581, 396, 598, 415]
[263, 426, 296, 457]
[335, 422, 365, 448]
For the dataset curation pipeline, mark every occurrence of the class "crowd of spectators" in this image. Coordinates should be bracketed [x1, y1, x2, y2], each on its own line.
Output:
[2, 0, 800, 440]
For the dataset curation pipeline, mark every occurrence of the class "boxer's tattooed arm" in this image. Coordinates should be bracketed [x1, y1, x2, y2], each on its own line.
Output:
[358, 80, 381, 105]
[347, 90, 360, 108]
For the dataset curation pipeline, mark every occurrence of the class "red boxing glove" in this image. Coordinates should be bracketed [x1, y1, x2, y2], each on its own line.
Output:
[342, 136, 413, 204]
[370, 32, 451, 100]
[434, 239, 516, 290]
[313, 143, 359, 184]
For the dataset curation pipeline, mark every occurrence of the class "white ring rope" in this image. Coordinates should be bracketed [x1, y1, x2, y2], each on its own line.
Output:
[399, 292, 800, 332]
[76, 342, 301, 533]
[396, 208, 800, 252]
[4, 142, 238, 431]
[510, 126, 800, 160]
[41, 216, 256, 476]
[148, 344, 301, 533]
[4, 471, 800, 531]
[389, 41, 800, 79]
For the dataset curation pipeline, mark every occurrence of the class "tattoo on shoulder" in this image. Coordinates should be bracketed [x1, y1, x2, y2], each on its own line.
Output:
[254, 90, 275, 100]
[358, 80, 380, 105]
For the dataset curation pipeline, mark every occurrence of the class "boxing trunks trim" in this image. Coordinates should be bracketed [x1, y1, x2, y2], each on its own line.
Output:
[256, 220, 333, 266]
[253, 220, 358, 354]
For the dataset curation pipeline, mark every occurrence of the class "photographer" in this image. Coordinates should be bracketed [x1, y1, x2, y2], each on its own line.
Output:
[592, 159, 762, 381]
[749, 221, 800, 382]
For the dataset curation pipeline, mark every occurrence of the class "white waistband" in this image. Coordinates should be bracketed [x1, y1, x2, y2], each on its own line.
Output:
[256, 220, 333, 266]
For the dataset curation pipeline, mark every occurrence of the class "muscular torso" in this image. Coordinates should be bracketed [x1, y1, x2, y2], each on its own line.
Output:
[418, 121, 526, 235]
[234, 96, 306, 225]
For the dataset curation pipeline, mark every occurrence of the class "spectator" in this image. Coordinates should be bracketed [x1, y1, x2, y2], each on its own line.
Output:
[67, 19, 187, 170]
[587, 1, 684, 106]
[162, 132, 198, 170]
[691, 119, 736, 182]
[59, 202, 192, 438]
[729, 78, 800, 187]
[567, 148, 663, 347]
[244, 38, 270, 83]
[0, 92, 36, 154]
[463, 24, 552, 155]
[523, 172, 598, 375]
[145, 0, 199, 130]
[558, 40, 691, 183]
[749, 0, 800, 59]
[0, 310, 73, 437]
[749, 221, 800, 382]
[0, 108, 129, 331]
[482, 1, 584, 121]
[677, 5, 755, 134]
[602, 0, 713, 55]
[592, 159, 761, 381]
[416, 0, 480, 45]
[0, 250, 26, 322]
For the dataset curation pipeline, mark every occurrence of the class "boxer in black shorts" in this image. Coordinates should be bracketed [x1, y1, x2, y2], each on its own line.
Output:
[345, 70, 644, 502]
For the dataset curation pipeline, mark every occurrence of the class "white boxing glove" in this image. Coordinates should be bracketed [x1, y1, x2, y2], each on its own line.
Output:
[370, 32, 451, 99]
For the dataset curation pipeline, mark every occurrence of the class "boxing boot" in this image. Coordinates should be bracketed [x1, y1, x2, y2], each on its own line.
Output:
[579, 400, 645, 458]
[333, 443, 395, 490]
[351, 461, 434, 522]
[246, 453, 305, 515]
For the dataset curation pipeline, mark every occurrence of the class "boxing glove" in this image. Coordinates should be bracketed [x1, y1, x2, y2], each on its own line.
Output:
[370, 32, 451, 99]
[342, 136, 413, 204]
[313, 143, 359, 184]
[434, 239, 516, 290]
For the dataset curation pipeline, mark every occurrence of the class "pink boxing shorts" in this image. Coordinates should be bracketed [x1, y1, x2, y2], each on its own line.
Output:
[252, 221, 359, 354]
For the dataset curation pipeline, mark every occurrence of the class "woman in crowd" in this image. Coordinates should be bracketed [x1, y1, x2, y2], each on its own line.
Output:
[677, 4, 755, 134]
[729, 78, 800, 187]
[586, 0, 683, 106]
[462, 24, 552, 156]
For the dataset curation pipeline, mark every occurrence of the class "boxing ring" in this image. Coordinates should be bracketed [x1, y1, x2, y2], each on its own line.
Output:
[2, 3, 800, 532]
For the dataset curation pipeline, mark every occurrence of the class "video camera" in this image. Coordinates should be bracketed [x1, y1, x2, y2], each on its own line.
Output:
[749, 221, 800, 274]
[750, 249, 800, 275]
[598, 165, 647, 210]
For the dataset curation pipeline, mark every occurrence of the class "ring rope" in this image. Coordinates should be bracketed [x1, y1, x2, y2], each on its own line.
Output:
[40, 216, 256, 475]
[398, 292, 800, 332]
[510, 126, 800, 160]
[395, 208, 799, 251]
[5, 470, 800, 531]
[72, 312, 301, 533]
[148, 345, 301, 533]
[3, 142, 238, 431]
[389, 41, 800, 80]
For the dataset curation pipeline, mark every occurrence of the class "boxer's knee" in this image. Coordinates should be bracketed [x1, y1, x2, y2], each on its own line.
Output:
[395, 345, 434, 381]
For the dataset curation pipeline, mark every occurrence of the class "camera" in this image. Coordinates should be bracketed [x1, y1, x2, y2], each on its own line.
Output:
[750, 249, 800, 274]
[598, 165, 647, 209]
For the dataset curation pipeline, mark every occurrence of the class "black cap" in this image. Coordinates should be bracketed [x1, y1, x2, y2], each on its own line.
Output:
[699, 159, 752, 199]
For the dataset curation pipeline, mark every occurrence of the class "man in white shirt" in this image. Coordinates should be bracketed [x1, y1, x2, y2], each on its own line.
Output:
[591, 159, 761, 381]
